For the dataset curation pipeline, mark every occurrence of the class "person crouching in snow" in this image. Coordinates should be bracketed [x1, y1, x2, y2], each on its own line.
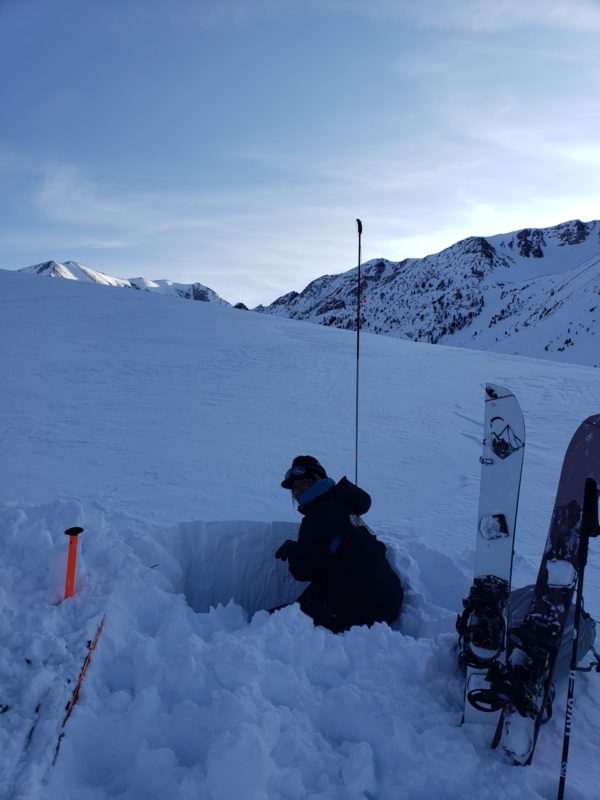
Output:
[275, 455, 404, 633]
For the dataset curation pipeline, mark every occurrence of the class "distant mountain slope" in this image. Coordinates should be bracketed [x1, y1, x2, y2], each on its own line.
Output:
[19, 260, 231, 306]
[12, 219, 600, 366]
[255, 219, 600, 367]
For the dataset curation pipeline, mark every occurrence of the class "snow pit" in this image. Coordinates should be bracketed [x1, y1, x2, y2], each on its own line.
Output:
[155, 521, 307, 616]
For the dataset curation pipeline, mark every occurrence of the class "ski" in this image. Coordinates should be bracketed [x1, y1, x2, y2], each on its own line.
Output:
[458, 384, 525, 726]
[471, 414, 600, 765]
[54, 614, 106, 762]
[9, 614, 106, 798]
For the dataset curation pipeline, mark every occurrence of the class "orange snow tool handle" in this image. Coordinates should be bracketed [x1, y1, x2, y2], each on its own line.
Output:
[64, 527, 84, 599]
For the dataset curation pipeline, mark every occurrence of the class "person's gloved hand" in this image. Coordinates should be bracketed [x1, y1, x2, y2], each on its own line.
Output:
[275, 540, 295, 561]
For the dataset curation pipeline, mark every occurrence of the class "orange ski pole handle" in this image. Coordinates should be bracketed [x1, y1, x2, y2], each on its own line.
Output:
[64, 527, 84, 599]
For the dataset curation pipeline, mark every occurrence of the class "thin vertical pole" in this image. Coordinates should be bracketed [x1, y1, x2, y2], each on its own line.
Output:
[355, 219, 362, 485]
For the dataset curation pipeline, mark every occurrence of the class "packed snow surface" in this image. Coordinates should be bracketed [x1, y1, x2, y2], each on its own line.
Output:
[1, 268, 600, 799]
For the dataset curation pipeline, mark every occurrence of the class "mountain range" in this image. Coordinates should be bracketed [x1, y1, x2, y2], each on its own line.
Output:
[18, 260, 230, 306]
[11, 218, 600, 367]
[256, 219, 600, 368]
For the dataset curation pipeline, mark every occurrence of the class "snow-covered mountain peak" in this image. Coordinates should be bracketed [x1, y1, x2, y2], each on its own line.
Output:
[18, 260, 231, 305]
[257, 219, 600, 366]
[487, 219, 599, 273]
[21, 259, 132, 287]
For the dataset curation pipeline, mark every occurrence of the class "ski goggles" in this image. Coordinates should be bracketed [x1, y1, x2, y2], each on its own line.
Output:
[281, 465, 312, 488]
[281, 459, 326, 488]
[284, 466, 308, 481]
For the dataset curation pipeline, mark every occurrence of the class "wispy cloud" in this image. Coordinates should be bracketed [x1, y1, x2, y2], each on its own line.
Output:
[323, 0, 600, 32]
[142, 0, 600, 35]
[35, 161, 258, 235]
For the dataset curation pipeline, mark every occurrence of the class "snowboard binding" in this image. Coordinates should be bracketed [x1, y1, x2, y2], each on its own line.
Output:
[467, 619, 555, 719]
[457, 576, 509, 668]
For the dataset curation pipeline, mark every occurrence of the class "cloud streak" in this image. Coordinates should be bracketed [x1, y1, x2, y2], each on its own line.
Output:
[324, 0, 600, 32]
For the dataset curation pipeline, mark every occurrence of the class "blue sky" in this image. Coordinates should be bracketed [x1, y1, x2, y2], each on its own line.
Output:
[1, 0, 599, 306]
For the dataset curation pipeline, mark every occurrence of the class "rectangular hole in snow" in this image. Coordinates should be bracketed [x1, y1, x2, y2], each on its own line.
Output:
[165, 520, 307, 616]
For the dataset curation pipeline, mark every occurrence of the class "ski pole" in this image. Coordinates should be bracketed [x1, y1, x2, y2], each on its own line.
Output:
[557, 478, 600, 800]
[64, 527, 84, 599]
[355, 218, 362, 485]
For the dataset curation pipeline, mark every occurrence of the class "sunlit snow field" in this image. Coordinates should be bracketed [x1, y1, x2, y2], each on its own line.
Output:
[1, 269, 599, 799]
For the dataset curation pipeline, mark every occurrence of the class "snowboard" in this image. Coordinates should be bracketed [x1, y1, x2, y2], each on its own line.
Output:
[458, 384, 525, 725]
[482, 414, 600, 764]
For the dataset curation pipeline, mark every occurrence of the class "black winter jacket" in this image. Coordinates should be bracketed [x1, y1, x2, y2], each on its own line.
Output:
[284, 477, 403, 632]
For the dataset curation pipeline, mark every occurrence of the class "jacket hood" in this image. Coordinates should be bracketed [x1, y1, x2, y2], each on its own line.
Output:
[300, 476, 371, 515]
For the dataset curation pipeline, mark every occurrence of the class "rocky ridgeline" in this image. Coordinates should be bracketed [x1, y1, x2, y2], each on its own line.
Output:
[255, 219, 600, 365]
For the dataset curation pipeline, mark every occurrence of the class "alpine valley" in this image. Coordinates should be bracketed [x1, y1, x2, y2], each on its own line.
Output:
[12, 218, 600, 367]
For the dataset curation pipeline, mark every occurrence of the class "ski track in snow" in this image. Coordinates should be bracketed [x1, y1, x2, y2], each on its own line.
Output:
[1, 269, 600, 799]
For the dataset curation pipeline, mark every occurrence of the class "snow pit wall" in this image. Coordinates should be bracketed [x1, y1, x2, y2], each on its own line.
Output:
[166, 521, 308, 615]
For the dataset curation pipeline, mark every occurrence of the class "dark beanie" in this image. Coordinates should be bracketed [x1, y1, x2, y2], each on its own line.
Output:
[281, 455, 327, 488]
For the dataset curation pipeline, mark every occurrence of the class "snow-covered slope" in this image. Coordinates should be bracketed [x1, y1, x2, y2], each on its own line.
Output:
[21, 259, 133, 287]
[19, 260, 231, 305]
[1, 267, 600, 799]
[256, 219, 600, 367]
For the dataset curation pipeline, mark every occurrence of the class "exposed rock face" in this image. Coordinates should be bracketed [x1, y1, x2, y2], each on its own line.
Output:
[255, 219, 600, 364]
